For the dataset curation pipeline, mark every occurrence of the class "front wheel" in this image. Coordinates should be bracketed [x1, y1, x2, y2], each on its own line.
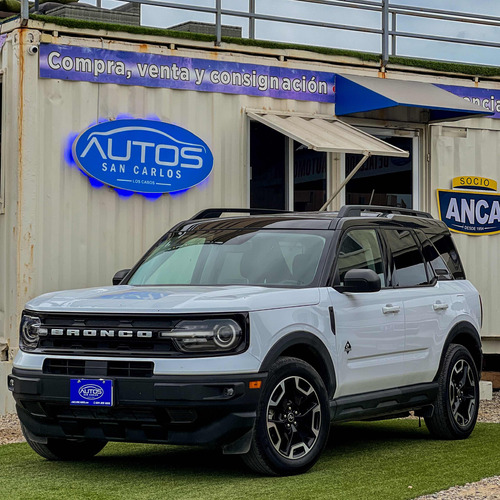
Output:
[242, 357, 330, 476]
[425, 344, 479, 440]
[22, 426, 107, 461]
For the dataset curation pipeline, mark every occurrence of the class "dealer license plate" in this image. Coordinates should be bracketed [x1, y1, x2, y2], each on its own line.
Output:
[70, 379, 113, 406]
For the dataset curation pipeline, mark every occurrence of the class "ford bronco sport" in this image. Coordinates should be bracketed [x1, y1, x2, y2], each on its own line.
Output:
[9, 205, 482, 475]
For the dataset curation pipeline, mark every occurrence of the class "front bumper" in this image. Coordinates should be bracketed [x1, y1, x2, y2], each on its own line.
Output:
[9, 368, 267, 453]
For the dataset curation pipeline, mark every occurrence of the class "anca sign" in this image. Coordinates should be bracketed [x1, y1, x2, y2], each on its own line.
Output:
[437, 187, 500, 236]
[72, 119, 213, 194]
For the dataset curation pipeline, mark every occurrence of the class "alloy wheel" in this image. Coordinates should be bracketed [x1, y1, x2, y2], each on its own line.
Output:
[449, 359, 476, 427]
[266, 376, 321, 459]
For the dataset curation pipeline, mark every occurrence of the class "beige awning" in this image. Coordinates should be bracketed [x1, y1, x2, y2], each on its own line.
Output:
[247, 111, 409, 157]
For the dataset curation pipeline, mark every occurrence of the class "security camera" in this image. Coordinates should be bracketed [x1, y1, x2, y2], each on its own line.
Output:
[28, 46, 38, 55]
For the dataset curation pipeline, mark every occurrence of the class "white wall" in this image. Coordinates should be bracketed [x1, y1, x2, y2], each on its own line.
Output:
[430, 118, 500, 354]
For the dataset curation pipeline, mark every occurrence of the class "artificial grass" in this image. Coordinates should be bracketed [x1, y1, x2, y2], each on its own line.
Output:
[25, 15, 500, 77]
[1, 420, 500, 500]
[388, 55, 500, 78]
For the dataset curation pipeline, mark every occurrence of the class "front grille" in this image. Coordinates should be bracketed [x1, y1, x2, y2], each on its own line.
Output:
[43, 359, 154, 378]
[37, 404, 197, 425]
[32, 312, 247, 357]
[21, 402, 200, 442]
[37, 315, 178, 355]
[41, 403, 161, 422]
[108, 361, 154, 378]
[44, 359, 86, 376]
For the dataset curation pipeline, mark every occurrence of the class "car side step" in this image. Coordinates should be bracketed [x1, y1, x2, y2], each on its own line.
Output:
[330, 383, 438, 422]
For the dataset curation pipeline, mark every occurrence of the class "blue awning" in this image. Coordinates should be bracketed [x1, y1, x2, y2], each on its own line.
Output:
[336, 74, 494, 123]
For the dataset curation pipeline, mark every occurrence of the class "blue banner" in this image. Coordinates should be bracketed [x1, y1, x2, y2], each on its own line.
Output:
[40, 44, 335, 103]
[436, 84, 500, 119]
[73, 119, 214, 194]
[437, 189, 500, 235]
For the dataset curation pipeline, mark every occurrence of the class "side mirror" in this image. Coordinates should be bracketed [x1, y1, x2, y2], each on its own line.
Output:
[112, 269, 131, 286]
[338, 269, 381, 293]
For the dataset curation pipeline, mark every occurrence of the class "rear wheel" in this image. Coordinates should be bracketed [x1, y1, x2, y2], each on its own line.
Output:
[425, 344, 479, 440]
[242, 357, 330, 475]
[22, 426, 107, 461]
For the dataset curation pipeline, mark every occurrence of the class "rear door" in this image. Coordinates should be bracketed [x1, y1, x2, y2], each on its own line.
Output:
[328, 227, 406, 397]
[401, 229, 465, 384]
[382, 228, 452, 386]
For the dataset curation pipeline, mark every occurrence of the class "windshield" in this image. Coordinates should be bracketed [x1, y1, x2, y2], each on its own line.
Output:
[127, 229, 329, 287]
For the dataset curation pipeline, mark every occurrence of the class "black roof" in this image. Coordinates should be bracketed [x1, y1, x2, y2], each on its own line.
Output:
[191, 206, 432, 221]
[173, 206, 443, 233]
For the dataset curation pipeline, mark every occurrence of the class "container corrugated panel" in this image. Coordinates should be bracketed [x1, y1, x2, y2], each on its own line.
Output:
[0, 32, 21, 413]
[8, 33, 334, 329]
[29, 84, 330, 293]
[1, 28, 337, 412]
[430, 120, 500, 351]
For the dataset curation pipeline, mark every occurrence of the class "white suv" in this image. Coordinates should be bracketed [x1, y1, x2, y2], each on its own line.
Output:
[9, 205, 482, 475]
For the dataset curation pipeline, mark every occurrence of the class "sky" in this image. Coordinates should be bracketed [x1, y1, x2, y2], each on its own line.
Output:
[87, 0, 500, 67]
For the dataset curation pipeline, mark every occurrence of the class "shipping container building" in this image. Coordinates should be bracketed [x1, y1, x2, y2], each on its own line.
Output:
[0, 12, 499, 413]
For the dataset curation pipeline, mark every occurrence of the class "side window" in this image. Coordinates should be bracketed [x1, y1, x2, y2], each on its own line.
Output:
[414, 230, 452, 280]
[383, 229, 429, 287]
[425, 231, 465, 280]
[335, 228, 386, 287]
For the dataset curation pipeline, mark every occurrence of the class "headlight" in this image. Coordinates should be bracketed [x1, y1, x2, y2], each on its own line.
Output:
[161, 319, 244, 353]
[20, 314, 43, 351]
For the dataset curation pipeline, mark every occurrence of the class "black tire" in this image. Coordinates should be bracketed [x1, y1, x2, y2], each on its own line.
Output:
[425, 343, 479, 440]
[242, 356, 330, 476]
[22, 426, 107, 461]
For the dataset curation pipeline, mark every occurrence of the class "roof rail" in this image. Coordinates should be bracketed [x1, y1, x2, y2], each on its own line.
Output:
[190, 208, 292, 220]
[337, 205, 433, 219]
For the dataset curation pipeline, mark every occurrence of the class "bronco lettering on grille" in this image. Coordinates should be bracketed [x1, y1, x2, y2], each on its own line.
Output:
[47, 329, 153, 338]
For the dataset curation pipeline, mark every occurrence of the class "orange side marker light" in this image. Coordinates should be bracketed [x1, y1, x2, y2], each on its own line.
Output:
[249, 380, 262, 389]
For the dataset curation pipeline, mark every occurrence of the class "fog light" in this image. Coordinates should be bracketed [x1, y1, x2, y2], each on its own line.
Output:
[223, 387, 235, 397]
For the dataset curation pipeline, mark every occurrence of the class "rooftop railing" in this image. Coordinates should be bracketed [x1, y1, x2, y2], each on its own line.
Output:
[21, 0, 500, 69]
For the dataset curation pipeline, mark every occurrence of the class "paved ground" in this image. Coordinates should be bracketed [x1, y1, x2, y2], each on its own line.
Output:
[414, 476, 500, 500]
[0, 413, 23, 445]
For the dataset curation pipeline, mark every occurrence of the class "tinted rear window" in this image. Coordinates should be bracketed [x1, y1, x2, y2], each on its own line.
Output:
[414, 230, 453, 281]
[383, 229, 429, 287]
[424, 231, 465, 280]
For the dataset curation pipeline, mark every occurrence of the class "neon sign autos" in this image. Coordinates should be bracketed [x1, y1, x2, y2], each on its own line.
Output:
[72, 119, 214, 194]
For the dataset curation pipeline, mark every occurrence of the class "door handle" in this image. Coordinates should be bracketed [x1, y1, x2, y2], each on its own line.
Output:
[433, 302, 449, 311]
[382, 304, 400, 314]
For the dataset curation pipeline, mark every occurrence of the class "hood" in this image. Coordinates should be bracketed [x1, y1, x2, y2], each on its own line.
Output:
[25, 285, 320, 314]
